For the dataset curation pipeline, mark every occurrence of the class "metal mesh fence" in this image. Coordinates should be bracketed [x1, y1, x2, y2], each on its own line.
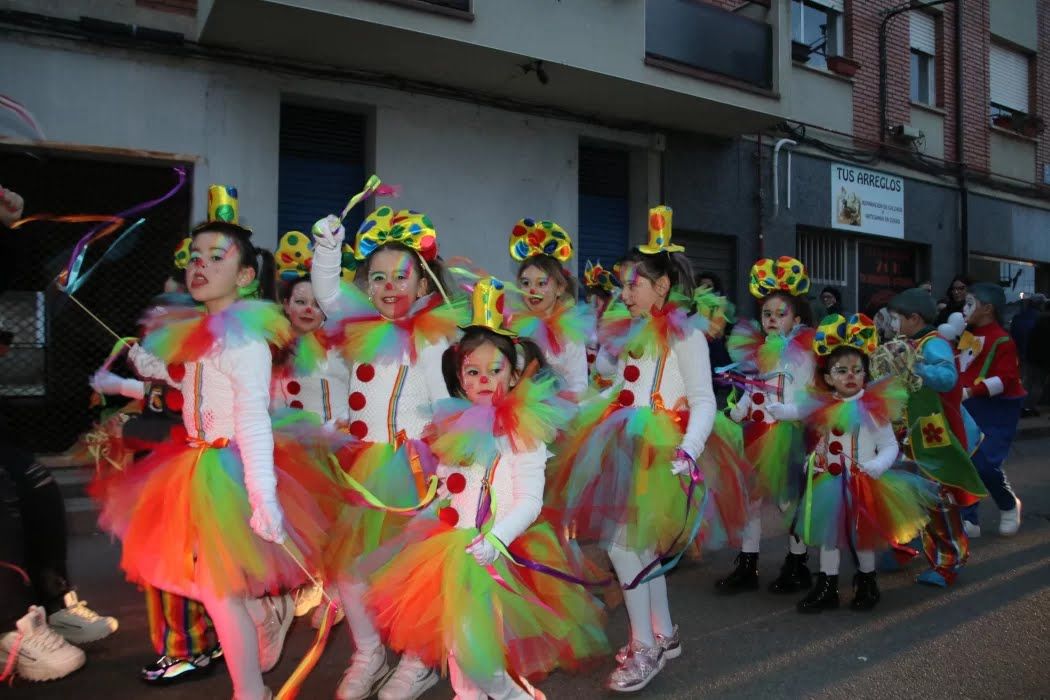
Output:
[0, 148, 192, 452]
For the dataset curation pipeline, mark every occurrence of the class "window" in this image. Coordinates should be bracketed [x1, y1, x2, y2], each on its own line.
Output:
[989, 43, 1032, 128]
[798, 231, 848, 287]
[791, 0, 842, 71]
[909, 13, 937, 105]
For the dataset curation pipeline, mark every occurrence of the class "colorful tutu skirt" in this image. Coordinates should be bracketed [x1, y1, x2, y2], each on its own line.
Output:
[324, 438, 436, 578]
[549, 400, 703, 552]
[744, 419, 806, 504]
[92, 433, 334, 598]
[362, 517, 608, 686]
[695, 413, 753, 550]
[797, 466, 939, 551]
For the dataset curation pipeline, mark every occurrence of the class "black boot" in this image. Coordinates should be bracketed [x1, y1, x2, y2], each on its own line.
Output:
[715, 552, 759, 594]
[797, 573, 839, 613]
[850, 571, 881, 611]
[767, 552, 813, 594]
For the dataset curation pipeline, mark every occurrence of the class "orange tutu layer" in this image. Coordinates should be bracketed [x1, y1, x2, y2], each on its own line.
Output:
[92, 437, 335, 598]
[362, 517, 608, 685]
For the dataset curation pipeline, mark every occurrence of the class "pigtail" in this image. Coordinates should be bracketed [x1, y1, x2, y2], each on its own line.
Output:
[255, 248, 277, 301]
[442, 342, 465, 398]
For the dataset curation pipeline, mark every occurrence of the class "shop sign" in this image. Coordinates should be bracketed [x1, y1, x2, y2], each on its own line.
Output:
[831, 164, 904, 239]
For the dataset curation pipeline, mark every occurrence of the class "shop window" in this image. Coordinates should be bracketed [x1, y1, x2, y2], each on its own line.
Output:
[791, 0, 842, 71]
[798, 231, 848, 286]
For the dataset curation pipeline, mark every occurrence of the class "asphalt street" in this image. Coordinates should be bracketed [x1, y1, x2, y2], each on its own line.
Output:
[8, 437, 1050, 699]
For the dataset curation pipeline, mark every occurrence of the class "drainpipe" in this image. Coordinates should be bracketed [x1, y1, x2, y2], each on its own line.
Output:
[772, 138, 797, 218]
[954, 1, 969, 276]
[756, 133, 765, 259]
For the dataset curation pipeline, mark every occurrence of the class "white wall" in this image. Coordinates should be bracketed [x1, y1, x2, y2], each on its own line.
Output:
[1, 35, 650, 281]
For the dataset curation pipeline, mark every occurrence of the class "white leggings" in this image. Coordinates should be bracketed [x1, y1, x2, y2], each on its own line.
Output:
[449, 653, 536, 699]
[741, 497, 807, 555]
[819, 547, 875, 575]
[606, 542, 674, 647]
[195, 589, 266, 700]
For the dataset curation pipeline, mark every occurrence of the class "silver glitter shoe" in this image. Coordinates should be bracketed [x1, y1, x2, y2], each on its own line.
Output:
[607, 643, 665, 693]
[615, 626, 681, 664]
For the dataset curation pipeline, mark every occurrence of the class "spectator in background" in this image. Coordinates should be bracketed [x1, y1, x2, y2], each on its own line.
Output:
[819, 286, 844, 317]
[1025, 297, 1050, 416]
[937, 274, 971, 324]
[1011, 296, 1040, 417]
[697, 270, 724, 296]
[919, 280, 933, 294]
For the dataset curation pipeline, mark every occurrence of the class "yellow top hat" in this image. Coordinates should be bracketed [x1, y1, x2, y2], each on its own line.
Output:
[814, 313, 878, 356]
[207, 184, 239, 224]
[461, 277, 516, 337]
[638, 206, 684, 254]
[508, 218, 573, 263]
[748, 256, 810, 299]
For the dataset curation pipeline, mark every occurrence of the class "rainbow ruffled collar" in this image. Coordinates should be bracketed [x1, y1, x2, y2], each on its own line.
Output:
[141, 300, 292, 364]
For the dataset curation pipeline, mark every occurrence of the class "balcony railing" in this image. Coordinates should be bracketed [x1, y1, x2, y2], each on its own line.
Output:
[645, 0, 773, 91]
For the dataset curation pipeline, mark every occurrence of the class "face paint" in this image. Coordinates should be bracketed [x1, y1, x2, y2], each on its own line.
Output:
[962, 294, 978, 322]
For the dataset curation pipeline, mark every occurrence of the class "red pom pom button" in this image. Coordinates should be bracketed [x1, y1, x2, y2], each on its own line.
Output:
[165, 389, 183, 412]
[623, 365, 641, 382]
[286, 381, 301, 395]
[356, 364, 375, 382]
[289, 400, 304, 410]
[828, 441, 843, 456]
[831, 427, 845, 437]
[348, 392, 367, 411]
[617, 390, 635, 406]
[438, 506, 460, 527]
[751, 410, 765, 423]
[348, 420, 369, 439]
[167, 363, 185, 383]
[446, 472, 466, 494]
[828, 461, 843, 476]
[752, 392, 765, 405]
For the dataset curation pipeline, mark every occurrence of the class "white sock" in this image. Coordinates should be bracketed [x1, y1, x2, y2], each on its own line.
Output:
[643, 548, 674, 637]
[857, 550, 876, 573]
[337, 579, 381, 654]
[741, 499, 763, 553]
[788, 534, 807, 555]
[607, 543, 656, 647]
[820, 547, 840, 575]
[198, 592, 266, 699]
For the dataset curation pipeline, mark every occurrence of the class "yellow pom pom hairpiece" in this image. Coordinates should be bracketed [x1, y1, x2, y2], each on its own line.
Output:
[748, 256, 810, 299]
[582, 260, 616, 292]
[813, 313, 878, 356]
[508, 218, 573, 263]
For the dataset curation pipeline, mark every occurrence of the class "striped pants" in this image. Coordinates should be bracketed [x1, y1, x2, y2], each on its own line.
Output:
[144, 584, 216, 658]
[920, 491, 969, 585]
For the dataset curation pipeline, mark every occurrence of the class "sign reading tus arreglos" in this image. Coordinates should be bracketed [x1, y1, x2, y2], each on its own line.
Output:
[831, 164, 905, 239]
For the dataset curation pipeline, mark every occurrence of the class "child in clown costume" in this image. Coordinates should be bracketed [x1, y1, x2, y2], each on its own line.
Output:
[360, 277, 608, 699]
[272, 229, 353, 426]
[581, 260, 618, 389]
[548, 207, 748, 693]
[93, 187, 336, 700]
[507, 219, 593, 398]
[791, 314, 937, 613]
[716, 257, 817, 596]
[310, 201, 464, 700]
[956, 282, 1024, 537]
[271, 230, 356, 626]
[885, 289, 987, 587]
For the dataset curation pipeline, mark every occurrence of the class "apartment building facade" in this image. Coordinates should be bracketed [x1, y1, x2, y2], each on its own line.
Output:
[1, 0, 1048, 446]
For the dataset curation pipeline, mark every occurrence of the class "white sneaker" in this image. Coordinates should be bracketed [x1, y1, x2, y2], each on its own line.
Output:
[0, 606, 86, 682]
[310, 598, 345, 630]
[335, 645, 390, 700]
[252, 594, 294, 673]
[962, 521, 981, 539]
[293, 582, 323, 618]
[999, 498, 1022, 536]
[378, 655, 438, 700]
[47, 591, 118, 644]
